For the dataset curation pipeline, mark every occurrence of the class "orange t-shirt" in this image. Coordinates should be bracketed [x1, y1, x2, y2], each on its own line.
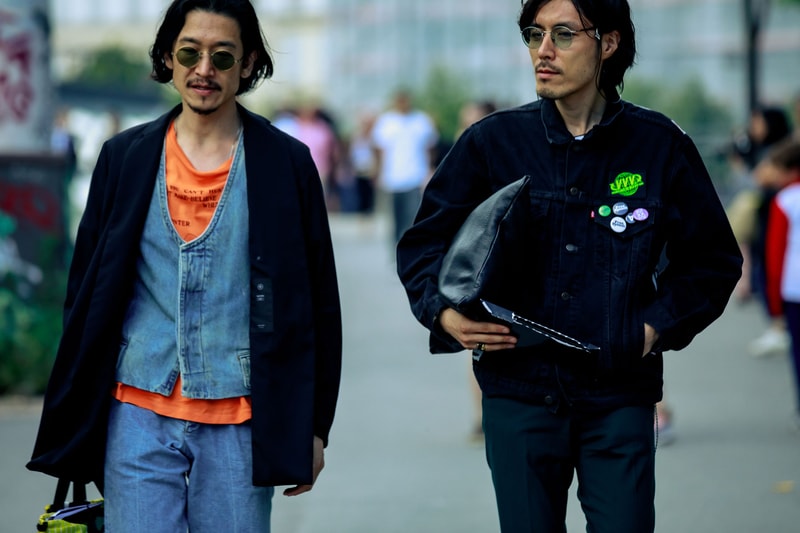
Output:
[113, 121, 251, 424]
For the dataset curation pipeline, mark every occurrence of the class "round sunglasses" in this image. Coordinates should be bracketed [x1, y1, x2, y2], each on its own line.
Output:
[172, 47, 243, 71]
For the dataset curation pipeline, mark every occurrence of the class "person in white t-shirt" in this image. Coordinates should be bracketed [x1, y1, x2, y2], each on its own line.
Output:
[372, 89, 438, 245]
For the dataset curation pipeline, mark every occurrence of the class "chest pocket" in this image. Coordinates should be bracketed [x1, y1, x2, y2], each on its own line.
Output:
[592, 200, 656, 239]
[590, 198, 662, 293]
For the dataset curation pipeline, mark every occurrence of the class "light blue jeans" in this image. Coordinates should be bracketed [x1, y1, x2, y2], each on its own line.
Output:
[104, 400, 274, 532]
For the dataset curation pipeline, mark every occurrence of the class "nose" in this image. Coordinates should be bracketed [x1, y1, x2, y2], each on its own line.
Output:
[536, 35, 556, 58]
[195, 52, 215, 75]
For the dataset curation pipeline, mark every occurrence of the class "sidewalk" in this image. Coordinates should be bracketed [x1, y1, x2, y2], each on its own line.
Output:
[2, 212, 799, 532]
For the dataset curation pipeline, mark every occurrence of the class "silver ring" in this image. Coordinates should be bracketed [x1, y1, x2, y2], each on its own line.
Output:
[476, 342, 486, 351]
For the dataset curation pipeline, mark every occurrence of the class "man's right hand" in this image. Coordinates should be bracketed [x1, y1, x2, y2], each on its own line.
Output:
[439, 308, 518, 353]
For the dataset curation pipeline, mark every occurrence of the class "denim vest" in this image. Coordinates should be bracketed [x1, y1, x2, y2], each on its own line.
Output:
[116, 138, 251, 399]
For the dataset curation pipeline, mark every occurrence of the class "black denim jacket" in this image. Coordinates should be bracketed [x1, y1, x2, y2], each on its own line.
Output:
[397, 97, 742, 411]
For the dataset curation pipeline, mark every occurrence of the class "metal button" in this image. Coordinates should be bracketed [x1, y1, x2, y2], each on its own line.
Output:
[569, 186, 579, 196]
[561, 292, 571, 301]
[544, 395, 554, 405]
[565, 243, 579, 253]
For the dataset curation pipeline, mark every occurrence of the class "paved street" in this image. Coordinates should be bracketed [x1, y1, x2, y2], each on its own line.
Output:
[2, 212, 800, 532]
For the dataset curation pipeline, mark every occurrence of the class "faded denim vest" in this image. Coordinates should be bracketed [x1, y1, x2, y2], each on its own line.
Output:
[116, 137, 251, 399]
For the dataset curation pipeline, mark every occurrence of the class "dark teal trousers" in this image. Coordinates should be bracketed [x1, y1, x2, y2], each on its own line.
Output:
[482, 396, 656, 533]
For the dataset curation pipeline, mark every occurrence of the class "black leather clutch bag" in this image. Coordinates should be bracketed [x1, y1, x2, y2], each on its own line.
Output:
[438, 175, 532, 317]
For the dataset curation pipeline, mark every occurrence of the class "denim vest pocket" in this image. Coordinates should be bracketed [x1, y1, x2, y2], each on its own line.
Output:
[238, 350, 251, 390]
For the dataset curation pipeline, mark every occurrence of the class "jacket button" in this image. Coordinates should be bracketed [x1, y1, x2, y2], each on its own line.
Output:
[561, 291, 571, 301]
[544, 395, 554, 405]
[565, 243, 579, 253]
[569, 187, 579, 196]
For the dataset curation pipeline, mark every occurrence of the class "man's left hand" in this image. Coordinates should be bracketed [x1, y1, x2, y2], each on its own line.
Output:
[283, 436, 325, 496]
[643, 323, 660, 356]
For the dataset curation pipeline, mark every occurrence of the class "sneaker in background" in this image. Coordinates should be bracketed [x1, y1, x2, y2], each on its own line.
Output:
[748, 327, 790, 357]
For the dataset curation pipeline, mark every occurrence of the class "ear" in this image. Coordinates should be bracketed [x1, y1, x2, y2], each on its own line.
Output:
[164, 51, 174, 70]
[240, 50, 258, 79]
[600, 30, 620, 60]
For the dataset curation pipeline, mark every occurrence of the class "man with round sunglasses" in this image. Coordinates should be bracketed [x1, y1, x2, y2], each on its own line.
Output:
[27, 1, 342, 531]
[397, 0, 742, 531]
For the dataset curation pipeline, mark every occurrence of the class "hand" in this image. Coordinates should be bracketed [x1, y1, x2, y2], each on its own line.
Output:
[439, 308, 518, 353]
[283, 436, 325, 496]
[643, 323, 660, 356]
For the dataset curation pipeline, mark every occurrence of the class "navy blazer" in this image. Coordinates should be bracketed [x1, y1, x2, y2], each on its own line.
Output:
[27, 104, 342, 487]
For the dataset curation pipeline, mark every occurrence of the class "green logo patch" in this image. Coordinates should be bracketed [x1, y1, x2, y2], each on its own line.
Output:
[609, 172, 644, 197]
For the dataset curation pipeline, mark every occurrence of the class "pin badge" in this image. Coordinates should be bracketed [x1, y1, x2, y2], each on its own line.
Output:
[612, 202, 629, 216]
[598, 205, 611, 217]
[610, 217, 627, 233]
[625, 213, 636, 224]
[632, 208, 649, 221]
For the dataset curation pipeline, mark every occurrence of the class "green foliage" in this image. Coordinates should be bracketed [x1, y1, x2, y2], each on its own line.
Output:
[623, 77, 735, 194]
[416, 65, 472, 144]
[67, 45, 153, 91]
[0, 273, 64, 395]
[63, 44, 169, 104]
[0, 231, 67, 396]
[623, 77, 732, 141]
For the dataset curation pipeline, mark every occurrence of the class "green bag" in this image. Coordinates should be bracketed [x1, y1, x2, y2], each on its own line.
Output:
[36, 480, 104, 533]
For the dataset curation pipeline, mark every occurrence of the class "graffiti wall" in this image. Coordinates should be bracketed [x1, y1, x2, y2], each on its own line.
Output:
[0, 0, 52, 153]
[0, 155, 68, 290]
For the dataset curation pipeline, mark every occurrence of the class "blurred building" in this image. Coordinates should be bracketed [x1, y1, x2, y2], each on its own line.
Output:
[49, 0, 800, 127]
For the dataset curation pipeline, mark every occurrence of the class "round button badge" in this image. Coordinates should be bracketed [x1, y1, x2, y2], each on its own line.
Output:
[598, 205, 611, 217]
[610, 217, 627, 233]
[632, 208, 649, 221]
[612, 202, 629, 216]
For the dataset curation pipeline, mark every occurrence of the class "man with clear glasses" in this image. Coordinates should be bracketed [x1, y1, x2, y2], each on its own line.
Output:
[397, 0, 742, 531]
[27, 1, 342, 531]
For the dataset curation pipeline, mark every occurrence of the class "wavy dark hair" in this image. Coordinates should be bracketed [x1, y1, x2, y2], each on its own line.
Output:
[149, 0, 274, 95]
[519, 0, 636, 96]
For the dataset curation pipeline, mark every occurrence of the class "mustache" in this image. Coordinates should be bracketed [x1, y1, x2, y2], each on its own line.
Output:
[535, 62, 561, 74]
[187, 79, 221, 90]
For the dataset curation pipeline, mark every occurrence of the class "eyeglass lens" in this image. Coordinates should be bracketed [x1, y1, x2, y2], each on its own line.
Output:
[521, 26, 580, 50]
[174, 47, 238, 70]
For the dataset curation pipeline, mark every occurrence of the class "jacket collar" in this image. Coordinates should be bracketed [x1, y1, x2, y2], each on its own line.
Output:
[540, 93, 624, 145]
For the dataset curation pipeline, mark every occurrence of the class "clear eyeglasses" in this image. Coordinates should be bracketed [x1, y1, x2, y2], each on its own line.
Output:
[520, 25, 600, 50]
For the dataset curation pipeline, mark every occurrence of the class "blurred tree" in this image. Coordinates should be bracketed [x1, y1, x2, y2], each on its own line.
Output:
[417, 65, 471, 145]
[624, 77, 732, 142]
[624, 77, 735, 195]
[59, 45, 166, 106]
[69, 46, 150, 88]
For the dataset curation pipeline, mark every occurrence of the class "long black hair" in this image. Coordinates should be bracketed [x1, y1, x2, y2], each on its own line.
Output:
[519, 0, 636, 96]
[149, 0, 274, 95]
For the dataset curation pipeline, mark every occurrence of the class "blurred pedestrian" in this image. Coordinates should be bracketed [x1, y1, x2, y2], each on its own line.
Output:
[348, 111, 378, 220]
[763, 138, 800, 429]
[396, 0, 742, 530]
[27, 1, 342, 531]
[726, 106, 792, 356]
[50, 107, 78, 183]
[457, 100, 498, 139]
[372, 88, 438, 246]
[455, 98, 499, 443]
[294, 104, 341, 210]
